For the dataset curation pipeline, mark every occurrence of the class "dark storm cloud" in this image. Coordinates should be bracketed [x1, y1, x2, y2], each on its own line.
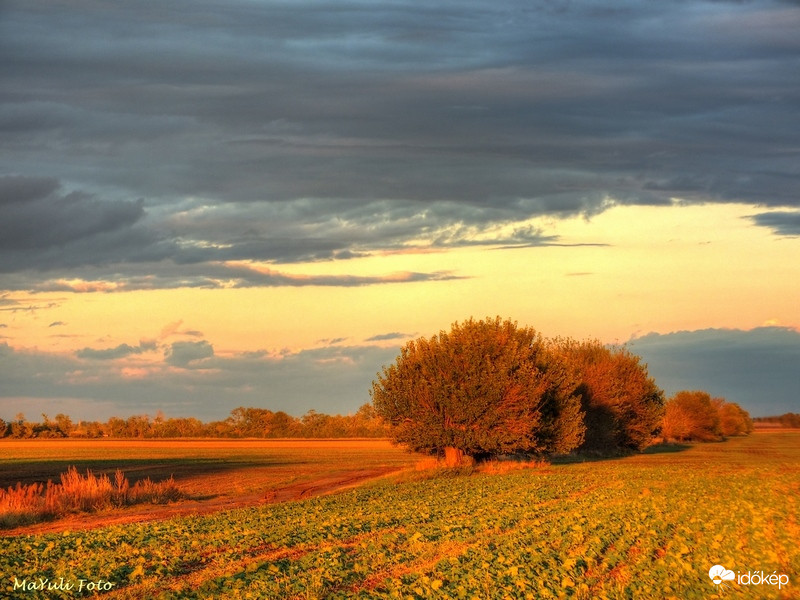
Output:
[749, 211, 800, 236]
[0, 175, 60, 206]
[1, 0, 799, 288]
[628, 327, 800, 416]
[0, 176, 145, 256]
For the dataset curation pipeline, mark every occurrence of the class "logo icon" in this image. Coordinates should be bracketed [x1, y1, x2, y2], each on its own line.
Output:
[709, 565, 735, 591]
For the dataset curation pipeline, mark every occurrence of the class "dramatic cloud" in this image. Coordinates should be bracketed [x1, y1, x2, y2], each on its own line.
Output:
[0, 176, 148, 272]
[1, 0, 798, 290]
[749, 211, 800, 236]
[628, 327, 800, 416]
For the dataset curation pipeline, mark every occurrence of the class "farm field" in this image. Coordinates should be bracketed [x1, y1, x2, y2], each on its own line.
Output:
[0, 439, 417, 533]
[2, 433, 799, 599]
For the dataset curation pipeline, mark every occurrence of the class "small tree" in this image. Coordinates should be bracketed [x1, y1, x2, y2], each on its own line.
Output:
[371, 317, 584, 464]
[553, 339, 665, 452]
[662, 390, 721, 442]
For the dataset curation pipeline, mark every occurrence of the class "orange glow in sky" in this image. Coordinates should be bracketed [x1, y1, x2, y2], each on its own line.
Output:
[5, 204, 797, 358]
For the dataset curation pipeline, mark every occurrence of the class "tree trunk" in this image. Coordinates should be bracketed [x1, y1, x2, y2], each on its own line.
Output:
[444, 446, 465, 467]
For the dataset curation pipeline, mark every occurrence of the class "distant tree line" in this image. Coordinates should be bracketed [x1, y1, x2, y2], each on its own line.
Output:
[0, 404, 389, 439]
[752, 413, 800, 429]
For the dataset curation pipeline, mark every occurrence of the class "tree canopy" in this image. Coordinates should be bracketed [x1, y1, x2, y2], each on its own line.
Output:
[551, 339, 664, 452]
[371, 317, 585, 463]
[662, 390, 722, 441]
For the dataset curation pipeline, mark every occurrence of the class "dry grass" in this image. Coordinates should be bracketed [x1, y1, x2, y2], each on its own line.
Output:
[407, 454, 549, 480]
[413, 454, 549, 473]
[414, 457, 453, 471]
[474, 457, 549, 474]
[0, 466, 183, 528]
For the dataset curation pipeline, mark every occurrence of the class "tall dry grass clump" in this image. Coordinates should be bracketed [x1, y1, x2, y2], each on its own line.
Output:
[0, 466, 183, 528]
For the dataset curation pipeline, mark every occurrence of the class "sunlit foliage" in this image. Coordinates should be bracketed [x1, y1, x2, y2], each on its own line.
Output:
[552, 339, 665, 452]
[662, 391, 724, 442]
[371, 317, 585, 461]
[716, 401, 754, 437]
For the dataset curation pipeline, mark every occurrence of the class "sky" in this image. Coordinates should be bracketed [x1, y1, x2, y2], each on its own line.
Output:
[1, 0, 798, 422]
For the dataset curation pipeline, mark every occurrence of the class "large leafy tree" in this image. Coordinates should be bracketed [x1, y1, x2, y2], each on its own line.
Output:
[371, 317, 584, 463]
[552, 339, 665, 452]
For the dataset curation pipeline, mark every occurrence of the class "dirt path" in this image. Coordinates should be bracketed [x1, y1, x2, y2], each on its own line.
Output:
[4, 466, 400, 537]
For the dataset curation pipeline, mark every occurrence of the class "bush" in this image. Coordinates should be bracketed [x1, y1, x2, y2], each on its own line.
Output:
[662, 391, 722, 441]
[661, 391, 754, 442]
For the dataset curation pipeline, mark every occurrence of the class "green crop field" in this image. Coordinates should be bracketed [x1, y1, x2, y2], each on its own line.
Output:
[2, 433, 798, 599]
